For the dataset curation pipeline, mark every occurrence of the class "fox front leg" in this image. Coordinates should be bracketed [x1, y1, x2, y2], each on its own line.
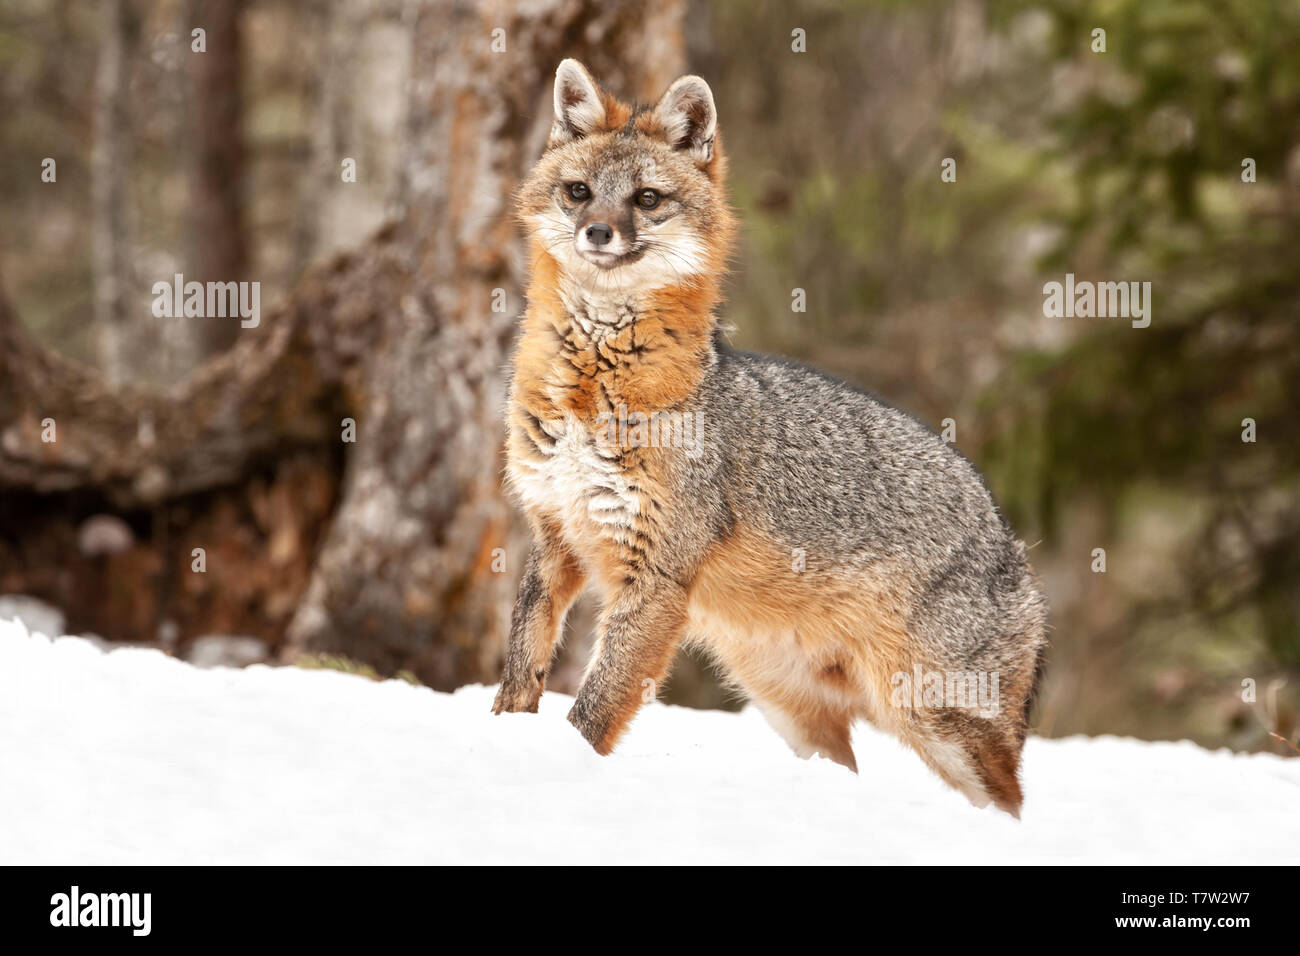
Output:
[492, 537, 585, 714]
[567, 577, 688, 754]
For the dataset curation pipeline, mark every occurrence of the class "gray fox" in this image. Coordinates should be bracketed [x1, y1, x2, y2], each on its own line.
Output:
[493, 59, 1049, 816]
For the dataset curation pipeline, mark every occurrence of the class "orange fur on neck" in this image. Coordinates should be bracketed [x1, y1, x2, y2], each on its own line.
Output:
[512, 240, 727, 423]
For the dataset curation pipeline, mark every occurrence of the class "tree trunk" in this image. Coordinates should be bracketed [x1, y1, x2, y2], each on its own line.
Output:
[0, 0, 686, 689]
[297, 0, 412, 267]
[188, 0, 249, 360]
[90, 0, 136, 384]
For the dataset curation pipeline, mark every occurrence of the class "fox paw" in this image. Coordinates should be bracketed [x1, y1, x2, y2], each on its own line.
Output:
[566, 699, 619, 755]
[491, 674, 543, 714]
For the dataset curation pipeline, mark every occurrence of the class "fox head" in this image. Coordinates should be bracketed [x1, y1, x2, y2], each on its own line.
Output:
[517, 60, 735, 295]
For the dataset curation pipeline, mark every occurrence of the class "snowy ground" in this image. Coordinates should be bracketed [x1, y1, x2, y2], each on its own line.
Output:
[1, 618, 1296, 865]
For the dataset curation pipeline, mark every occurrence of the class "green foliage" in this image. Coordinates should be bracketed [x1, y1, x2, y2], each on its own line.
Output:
[296, 653, 420, 686]
[984, 0, 1299, 623]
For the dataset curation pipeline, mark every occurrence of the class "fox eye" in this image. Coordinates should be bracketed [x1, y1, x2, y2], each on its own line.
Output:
[635, 188, 661, 210]
[567, 182, 590, 201]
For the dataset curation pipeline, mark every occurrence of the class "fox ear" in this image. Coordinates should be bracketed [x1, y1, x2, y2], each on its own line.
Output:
[653, 75, 717, 165]
[550, 59, 606, 146]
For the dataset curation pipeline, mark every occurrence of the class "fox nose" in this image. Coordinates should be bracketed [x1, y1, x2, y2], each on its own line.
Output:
[584, 223, 613, 246]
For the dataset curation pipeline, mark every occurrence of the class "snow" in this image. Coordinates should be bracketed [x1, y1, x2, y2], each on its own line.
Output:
[1, 617, 1296, 865]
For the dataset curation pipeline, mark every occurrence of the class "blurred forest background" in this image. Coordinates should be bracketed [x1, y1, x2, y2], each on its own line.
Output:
[0, 0, 1295, 755]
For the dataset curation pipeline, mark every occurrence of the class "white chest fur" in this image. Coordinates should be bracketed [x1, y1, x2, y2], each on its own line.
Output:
[556, 284, 638, 338]
[510, 412, 640, 538]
